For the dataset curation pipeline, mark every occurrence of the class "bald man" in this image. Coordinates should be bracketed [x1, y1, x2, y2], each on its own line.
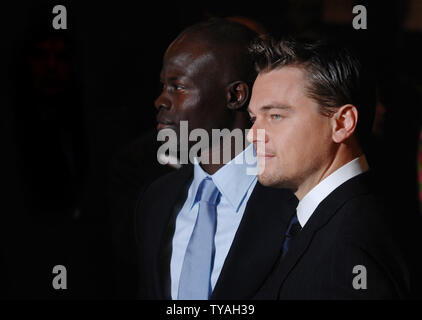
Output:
[134, 18, 294, 300]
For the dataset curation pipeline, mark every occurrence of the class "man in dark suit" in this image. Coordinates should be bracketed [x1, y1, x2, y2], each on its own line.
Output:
[134, 19, 294, 300]
[247, 37, 412, 299]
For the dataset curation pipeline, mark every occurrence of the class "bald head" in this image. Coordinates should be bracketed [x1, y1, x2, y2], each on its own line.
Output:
[155, 17, 259, 162]
[169, 18, 259, 87]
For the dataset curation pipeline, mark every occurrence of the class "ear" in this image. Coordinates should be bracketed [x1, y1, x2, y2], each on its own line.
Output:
[331, 104, 358, 143]
[226, 81, 249, 110]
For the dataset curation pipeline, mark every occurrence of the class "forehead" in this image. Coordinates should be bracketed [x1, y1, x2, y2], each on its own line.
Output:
[162, 35, 217, 78]
[250, 66, 308, 110]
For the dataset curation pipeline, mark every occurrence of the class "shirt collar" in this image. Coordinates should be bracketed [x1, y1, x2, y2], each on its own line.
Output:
[189, 143, 257, 212]
[296, 155, 369, 228]
[188, 160, 210, 210]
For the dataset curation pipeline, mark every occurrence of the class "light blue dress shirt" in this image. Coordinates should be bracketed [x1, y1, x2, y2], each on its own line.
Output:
[170, 144, 258, 300]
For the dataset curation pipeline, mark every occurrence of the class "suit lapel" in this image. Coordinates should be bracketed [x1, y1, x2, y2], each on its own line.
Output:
[270, 173, 372, 298]
[154, 165, 193, 299]
[211, 183, 295, 299]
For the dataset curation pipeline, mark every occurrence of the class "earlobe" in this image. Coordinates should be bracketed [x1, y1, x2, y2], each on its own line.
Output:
[226, 81, 249, 110]
[331, 104, 358, 143]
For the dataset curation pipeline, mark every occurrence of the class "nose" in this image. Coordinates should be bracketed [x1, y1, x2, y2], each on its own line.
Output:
[247, 121, 267, 144]
[154, 90, 171, 111]
[246, 125, 254, 144]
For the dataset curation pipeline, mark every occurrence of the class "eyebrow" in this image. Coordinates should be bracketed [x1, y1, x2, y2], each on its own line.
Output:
[160, 73, 190, 83]
[160, 75, 179, 82]
[248, 104, 293, 113]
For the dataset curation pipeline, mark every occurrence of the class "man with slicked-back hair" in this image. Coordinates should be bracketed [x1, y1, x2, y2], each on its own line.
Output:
[248, 36, 411, 299]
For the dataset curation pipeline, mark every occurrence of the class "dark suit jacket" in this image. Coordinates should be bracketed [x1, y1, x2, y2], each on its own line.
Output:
[254, 172, 411, 300]
[134, 164, 295, 299]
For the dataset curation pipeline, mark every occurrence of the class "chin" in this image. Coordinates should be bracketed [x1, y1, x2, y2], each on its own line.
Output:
[257, 172, 280, 187]
[258, 172, 294, 190]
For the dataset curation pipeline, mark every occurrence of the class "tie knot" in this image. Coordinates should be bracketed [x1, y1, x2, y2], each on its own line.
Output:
[197, 178, 220, 204]
[286, 214, 302, 238]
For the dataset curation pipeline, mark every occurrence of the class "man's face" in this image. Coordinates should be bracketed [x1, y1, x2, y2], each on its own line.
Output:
[247, 66, 334, 191]
[154, 35, 232, 146]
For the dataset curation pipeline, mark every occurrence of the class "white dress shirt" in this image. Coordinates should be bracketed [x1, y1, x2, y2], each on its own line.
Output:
[296, 155, 369, 228]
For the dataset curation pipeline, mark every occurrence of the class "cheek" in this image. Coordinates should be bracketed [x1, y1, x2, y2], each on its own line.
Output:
[271, 117, 330, 163]
[174, 93, 200, 119]
[295, 118, 333, 164]
[274, 131, 308, 168]
[192, 96, 228, 128]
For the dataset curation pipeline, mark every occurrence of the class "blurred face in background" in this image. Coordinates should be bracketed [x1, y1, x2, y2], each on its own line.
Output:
[29, 36, 71, 96]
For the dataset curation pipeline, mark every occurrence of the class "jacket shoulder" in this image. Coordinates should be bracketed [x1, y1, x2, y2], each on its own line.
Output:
[138, 165, 193, 204]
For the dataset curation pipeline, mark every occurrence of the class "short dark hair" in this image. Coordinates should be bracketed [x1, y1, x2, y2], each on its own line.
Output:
[249, 36, 375, 148]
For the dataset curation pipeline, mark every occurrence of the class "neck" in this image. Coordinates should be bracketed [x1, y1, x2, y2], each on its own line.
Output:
[198, 112, 250, 175]
[294, 142, 362, 201]
[200, 162, 225, 175]
[199, 138, 244, 175]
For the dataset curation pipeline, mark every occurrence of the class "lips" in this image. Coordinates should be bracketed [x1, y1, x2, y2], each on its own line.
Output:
[156, 116, 177, 131]
[254, 143, 275, 158]
[257, 153, 275, 158]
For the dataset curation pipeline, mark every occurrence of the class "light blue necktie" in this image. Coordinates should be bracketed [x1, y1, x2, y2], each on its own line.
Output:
[178, 177, 220, 300]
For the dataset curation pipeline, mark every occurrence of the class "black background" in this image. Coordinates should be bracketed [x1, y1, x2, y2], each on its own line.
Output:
[0, 0, 421, 299]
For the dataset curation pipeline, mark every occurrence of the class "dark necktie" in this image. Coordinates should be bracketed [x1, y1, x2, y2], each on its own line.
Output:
[282, 211, 302, 258]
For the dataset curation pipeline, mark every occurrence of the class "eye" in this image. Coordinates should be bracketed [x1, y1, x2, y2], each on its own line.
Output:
[163, 84, 176, 93]
[270, 114, 282, 120]
[165, 83, 186, 93]
[249, 115, 256, 123]
[175, 84, 185, 91]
